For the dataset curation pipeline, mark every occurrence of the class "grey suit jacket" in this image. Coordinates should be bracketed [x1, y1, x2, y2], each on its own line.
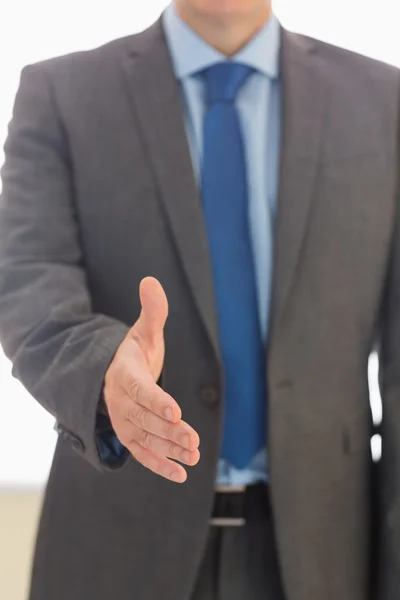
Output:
[0, 16, 399, 600]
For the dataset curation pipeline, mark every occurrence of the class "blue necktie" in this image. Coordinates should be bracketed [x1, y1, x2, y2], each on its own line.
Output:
[201, 63, 267, 469]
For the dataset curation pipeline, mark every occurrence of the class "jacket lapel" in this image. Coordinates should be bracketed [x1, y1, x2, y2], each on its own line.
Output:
[121, 21, 221, 362]
[120, 19, 328, 365]
[270, 29, 328, 342]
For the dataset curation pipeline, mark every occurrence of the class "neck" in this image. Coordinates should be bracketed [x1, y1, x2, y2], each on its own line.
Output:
[174, 1, 273, 56]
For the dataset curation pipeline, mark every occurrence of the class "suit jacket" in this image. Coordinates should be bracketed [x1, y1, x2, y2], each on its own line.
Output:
[0, 17, 399, 600]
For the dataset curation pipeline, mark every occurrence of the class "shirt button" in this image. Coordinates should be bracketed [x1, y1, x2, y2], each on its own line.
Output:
[200, 386, 220, 408]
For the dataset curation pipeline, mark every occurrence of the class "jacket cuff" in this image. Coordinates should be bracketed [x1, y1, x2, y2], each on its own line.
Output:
[53, 324, 130, 471]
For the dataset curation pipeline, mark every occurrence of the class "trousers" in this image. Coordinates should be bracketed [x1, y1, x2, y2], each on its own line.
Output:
[191, 489, 286, 600]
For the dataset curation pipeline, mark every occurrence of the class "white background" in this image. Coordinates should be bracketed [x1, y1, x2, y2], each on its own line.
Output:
[0, 0, 397, 487]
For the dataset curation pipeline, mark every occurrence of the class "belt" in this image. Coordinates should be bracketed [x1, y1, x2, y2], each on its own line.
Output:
[210, 483, 271, 527]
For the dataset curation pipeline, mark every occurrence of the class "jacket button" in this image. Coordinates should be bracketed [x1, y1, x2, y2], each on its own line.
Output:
[200, 386, 220, 408]
[54, 422, 84, 452]
[71, 436, 85, 453]
[53, 421, 64, 435]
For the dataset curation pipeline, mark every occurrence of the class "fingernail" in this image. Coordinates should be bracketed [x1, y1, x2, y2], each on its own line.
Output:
[164, 408, 173, 421]
[182, 434, 190, 450]
[181, 450, 191, 464]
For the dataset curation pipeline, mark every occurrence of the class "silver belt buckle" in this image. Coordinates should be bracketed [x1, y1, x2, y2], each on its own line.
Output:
[210, 486, 246, 527]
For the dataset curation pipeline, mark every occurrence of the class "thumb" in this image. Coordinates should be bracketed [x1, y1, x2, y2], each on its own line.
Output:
[135, 276, 169, 341]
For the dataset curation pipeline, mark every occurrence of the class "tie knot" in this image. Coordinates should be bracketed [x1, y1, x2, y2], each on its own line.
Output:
[202, 62, 254, 104]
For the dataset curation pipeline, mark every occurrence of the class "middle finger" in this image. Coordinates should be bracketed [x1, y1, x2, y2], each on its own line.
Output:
[126, 402, 200, 451]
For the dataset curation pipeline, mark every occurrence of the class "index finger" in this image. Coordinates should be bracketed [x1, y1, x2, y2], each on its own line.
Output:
[125, 376, 182, 423]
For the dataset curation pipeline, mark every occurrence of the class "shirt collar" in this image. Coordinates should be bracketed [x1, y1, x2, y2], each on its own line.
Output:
[162, 3, 281, 80]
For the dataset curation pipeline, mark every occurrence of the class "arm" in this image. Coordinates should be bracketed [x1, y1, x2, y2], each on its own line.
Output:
[0, 63, 129, 470]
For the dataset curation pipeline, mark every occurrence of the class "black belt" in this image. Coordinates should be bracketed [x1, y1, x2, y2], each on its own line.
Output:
[211, 483, 271, 527]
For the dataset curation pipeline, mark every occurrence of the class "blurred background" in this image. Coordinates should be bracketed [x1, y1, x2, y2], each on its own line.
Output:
[0, 1, 398, 598]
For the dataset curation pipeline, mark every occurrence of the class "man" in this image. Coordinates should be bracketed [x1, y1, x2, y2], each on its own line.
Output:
[0, 0, 399, 598]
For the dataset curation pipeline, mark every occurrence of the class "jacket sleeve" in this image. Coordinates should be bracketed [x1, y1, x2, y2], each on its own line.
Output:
[0, 63, 130, 471]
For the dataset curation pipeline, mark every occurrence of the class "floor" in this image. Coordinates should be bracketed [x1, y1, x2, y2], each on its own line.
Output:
[0, 488, 44, 600]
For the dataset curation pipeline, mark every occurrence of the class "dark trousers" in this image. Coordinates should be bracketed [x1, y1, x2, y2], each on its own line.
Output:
[191, 486, 286, 600]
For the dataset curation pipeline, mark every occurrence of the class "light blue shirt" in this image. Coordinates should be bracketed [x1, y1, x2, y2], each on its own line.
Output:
[163, 4, 282, 485]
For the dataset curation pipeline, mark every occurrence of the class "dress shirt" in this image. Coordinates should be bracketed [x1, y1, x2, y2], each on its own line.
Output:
[163, 4, 282, 485]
